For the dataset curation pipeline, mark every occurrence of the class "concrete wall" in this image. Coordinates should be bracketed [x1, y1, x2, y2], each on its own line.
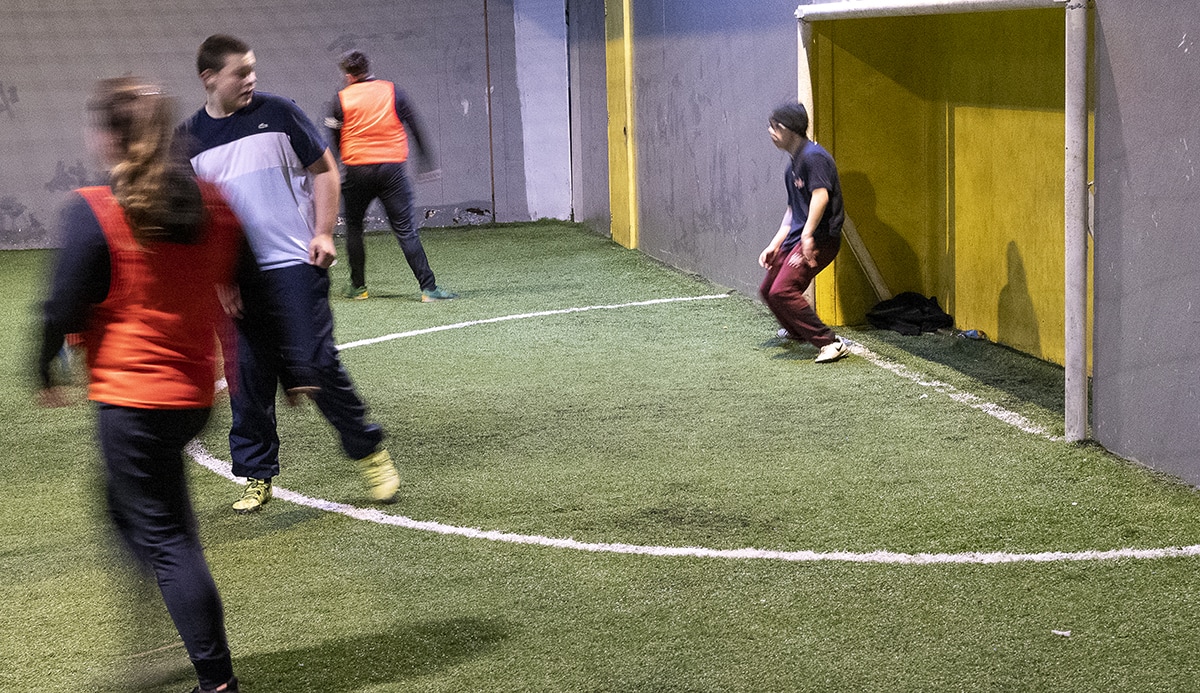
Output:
[629, 1, 802, 296]
[0, 0, 572, 247]
[1092, 1, 1200, 484]
[567, 0, 611, 235]
[513, 0, 572, 221]
[485, 0, 529, 224]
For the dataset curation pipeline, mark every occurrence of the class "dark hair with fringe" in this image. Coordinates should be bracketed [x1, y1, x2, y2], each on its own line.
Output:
[769, 102, 809, 138]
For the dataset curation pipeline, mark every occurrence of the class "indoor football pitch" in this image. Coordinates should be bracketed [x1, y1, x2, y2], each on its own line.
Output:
[5, 222, 1200, 692]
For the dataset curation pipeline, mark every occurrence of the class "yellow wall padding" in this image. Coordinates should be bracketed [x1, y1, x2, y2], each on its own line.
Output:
[605, 0, 638, 249]
[812, 9, 1090, 365]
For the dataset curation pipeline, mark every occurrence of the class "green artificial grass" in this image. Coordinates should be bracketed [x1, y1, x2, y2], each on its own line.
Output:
[4, 224, 1200, 692]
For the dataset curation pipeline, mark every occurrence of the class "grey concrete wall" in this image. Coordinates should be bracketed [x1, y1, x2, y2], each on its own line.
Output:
[513, 0, 572, 220]
[566, 0, 611, 235]
[0, 0, 559, 247]
[1092, 1, 1200, 484]
[630, 1, 802, 296]
[484, 0, 532, 224]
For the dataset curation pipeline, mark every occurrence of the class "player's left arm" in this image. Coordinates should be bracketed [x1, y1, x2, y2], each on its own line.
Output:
[306, 149, 340, 268]
[323, 98, 344, 162]
[395, 89, 439, 179]
[37, 195, 109, 404]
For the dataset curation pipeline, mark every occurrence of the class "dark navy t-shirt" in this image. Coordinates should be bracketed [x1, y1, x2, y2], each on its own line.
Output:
[781, 139, 845, 253]
[180, 92, 328, 270]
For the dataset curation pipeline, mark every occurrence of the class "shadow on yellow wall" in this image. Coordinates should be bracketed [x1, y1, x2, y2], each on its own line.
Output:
[811, 9, 1090, 366]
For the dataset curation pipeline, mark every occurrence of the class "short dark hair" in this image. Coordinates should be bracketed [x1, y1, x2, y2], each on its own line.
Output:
[197, 34, 250, 75]
[770, 102, 809, 137]
[339, 50, 371, 78]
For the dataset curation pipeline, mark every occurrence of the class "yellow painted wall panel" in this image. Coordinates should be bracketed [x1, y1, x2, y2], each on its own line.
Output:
[812, 19, 937, 325]
[605, 0, 636, 248]
[952, 106, 1065, 361]
[811, 10, 1083, 364]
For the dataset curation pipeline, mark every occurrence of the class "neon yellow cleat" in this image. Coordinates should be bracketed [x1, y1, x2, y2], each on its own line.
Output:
[357, 449, 400, 503]
[232, 478, 272, 513]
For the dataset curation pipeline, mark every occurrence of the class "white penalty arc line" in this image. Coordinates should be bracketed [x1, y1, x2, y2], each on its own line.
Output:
[187, 440, 1200, 565]
[188, 294, 1199, 564]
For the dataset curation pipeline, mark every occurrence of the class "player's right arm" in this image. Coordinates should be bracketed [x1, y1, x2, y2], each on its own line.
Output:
[759, 207, 793, 269]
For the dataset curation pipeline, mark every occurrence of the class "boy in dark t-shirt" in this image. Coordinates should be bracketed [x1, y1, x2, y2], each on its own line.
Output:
[758, 102, 849, 364]
[181, 34, 401, 514]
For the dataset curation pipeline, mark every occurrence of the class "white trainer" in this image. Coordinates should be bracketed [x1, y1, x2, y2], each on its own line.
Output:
[814, 338, 849, 364]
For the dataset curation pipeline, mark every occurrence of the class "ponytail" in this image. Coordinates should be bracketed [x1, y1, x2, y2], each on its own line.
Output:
[88, 77, 203, 244]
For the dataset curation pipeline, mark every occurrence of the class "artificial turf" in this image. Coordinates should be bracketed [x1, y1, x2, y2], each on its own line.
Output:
[3, 223, 1200, 692]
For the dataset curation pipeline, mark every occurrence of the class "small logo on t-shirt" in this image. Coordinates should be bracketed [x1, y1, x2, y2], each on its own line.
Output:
[793, 176, 805, 190]
[258, 123, 269, 129]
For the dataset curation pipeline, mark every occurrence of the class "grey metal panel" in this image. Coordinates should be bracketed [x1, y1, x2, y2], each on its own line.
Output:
[1093, 1, 1200, 483]
[513, 0, 572, 220]
[484, 0, 531, 223]
[629, 1, 801, 296]
[567, 0, 610, 235]
[0, 0, 506, 246]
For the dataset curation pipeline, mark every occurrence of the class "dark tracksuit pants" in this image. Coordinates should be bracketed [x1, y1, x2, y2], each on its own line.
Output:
[97, 404, 233, 689]
[760, 234, 842, 348]
[341, 161, 436, 291]
[228, 262, 383, 479]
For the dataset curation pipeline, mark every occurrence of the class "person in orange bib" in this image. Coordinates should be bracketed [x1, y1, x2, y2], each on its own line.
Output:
[327, 49, 457, 302]
[37, 78, 243, 693]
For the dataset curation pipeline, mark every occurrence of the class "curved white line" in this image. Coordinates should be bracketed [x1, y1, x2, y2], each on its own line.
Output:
[336, 294, 734, 350]
[188, 296, 1195, 564]
[186, 441, 1200, 565]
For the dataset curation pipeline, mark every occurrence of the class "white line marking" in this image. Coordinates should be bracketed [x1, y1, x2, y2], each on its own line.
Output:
[189, 296, 1194, 564]
[336, 294, 734, 350]
[841, 338, 1062, 441]
[186, 442, 1200, 565]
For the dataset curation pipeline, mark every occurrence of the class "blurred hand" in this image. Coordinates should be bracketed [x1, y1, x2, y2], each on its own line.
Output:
[790, 236, 819, 269]
[216, 283, 243, 319]
[415, 168, 442, 184]
[37, 386, 71, 408]
[759, 245, 777, 269]
[309, 234, 337, 269]
[284, 385, 319, 408]
[786, 251, 814, 269]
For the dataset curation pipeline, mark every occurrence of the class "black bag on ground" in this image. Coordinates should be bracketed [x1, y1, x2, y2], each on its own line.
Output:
[866, 292, 954, 335]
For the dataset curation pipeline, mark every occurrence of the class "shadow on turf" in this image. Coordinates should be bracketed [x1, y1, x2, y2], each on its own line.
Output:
[758, 326, 1064, 415]
[849, 327, 1066, 414]
[759, 334, 817, 361]
[237, 615, 513, 690]
[199, 505, 327, 544]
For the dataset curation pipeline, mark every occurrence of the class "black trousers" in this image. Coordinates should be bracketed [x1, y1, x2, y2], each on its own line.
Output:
[342, 161, 437, 291]
[97, 404, 233, 689]
[227, 263, 384, 479]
